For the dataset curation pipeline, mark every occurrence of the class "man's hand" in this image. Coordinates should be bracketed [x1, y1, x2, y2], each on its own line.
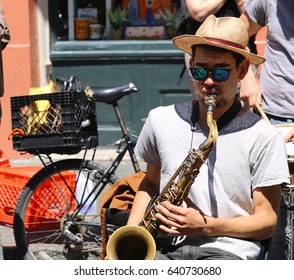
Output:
[155, 198, 212, 236]
[284, 128, 294, 143]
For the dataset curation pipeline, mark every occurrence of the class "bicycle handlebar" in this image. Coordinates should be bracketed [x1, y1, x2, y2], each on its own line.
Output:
[55, 75, 82, 92]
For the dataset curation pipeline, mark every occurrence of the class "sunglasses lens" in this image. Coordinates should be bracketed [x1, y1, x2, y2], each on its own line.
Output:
[212, 69, 229, 81]
[190, 68, 230, 82]
[190, 68, 208, 80]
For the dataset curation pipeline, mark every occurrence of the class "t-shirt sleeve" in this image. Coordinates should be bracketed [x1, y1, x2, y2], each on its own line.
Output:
[251, 132, 290, 190]
[244, 0, 267, 27]
[135, 109, 161, 165]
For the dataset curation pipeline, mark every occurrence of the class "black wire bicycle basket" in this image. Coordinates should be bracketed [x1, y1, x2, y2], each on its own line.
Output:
[10, 91, 98, 155]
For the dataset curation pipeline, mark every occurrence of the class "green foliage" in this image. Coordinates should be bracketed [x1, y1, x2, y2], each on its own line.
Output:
[107, 7, 128, 30]
[160, 8, 183, 31]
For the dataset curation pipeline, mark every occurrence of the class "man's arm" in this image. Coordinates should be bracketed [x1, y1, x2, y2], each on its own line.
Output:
[235, 0, 246, 14]
[185, 0, 227, 22]
[240, 65, 262, 107]
[239, 11, 264, 107]
[0, 0, 10, 50]
[156, 185, 281, 241]
[127, 163, 161, 225]
[284, 128, 294, 143]
[240, 11, 263, 37]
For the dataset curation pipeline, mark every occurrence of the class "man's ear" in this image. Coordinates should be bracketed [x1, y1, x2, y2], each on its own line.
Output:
[238, 58, 250, 80]
[189, 57, 194, 68]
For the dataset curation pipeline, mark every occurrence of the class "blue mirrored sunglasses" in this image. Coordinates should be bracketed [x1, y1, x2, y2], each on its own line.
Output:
[189, 67, 233, 82]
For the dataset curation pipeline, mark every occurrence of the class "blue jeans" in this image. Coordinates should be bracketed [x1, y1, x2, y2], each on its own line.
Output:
[267, 116, 293, 259]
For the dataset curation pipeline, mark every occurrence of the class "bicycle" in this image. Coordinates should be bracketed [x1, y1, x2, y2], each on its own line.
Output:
[11, 76, 142, 260]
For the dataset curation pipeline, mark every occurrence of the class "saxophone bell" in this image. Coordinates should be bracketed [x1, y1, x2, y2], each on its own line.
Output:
[106, 225, 156, 260]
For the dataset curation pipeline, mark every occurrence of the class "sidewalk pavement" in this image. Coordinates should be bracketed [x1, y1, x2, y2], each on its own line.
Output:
[0, 147, 146, 260]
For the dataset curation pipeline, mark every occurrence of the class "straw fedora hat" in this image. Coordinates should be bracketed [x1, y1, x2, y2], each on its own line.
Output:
[172, 15, 265, 65]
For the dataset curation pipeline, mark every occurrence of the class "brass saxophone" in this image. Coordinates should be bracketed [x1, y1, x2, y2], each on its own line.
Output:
[106, 95, 218, 260]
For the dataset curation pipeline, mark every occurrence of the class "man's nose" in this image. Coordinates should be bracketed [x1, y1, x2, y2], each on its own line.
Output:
[203, 74, 215, 85]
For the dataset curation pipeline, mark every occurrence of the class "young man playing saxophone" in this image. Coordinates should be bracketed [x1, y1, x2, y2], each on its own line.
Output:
[123, 15, 290, 260]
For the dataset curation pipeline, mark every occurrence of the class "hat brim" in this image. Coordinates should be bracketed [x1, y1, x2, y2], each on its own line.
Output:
[172, 35, 265, 65]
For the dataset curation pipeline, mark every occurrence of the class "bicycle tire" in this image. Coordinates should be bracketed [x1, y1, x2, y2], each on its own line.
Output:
[284, 187, 294, 260]
[13, 158, 119, 260]
[286, 206, 294, 260]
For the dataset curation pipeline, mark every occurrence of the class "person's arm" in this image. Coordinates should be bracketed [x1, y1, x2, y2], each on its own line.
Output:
[240, 11, 263, 37]
[234, 0, 246, 14]
[240, 65, 262, 107]
[0, 0, 10, 50]
[284, 128, 294, 143]
[239, 11, 264, 107]
[127, 163, 161, 225]
[155, 185, 281, 241]
[185, 0, 227, 22]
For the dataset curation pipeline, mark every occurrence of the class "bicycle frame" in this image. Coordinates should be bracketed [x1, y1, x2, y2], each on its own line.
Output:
[12, 76, 144, 260]
[75, 136, 140, 216]
[34, 89, 142, 218]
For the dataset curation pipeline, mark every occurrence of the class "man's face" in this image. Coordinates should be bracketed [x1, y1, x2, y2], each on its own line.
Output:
[190, 46, 246, 108]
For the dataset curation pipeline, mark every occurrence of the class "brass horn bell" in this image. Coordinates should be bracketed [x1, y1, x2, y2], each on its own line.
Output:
[106, 225, 156, 260]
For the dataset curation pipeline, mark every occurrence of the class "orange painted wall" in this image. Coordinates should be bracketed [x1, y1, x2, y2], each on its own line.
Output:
[0, 0, 39, 159]
[255, 27, 267, 76]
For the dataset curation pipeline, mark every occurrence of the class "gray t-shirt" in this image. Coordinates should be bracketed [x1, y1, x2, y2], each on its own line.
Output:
[135, 101, 290, 259]
[244, 0, 294, 119]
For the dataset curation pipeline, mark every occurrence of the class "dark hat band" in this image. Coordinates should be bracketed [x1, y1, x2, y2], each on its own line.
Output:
[204, 37, 245, 50]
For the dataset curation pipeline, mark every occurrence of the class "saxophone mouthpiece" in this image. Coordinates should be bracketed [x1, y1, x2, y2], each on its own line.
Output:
[204, 95, 216, 112]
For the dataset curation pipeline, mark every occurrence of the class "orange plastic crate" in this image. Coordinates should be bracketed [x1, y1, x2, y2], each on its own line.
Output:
[0, 149, 11, 167]
[0, 158, 10, 167]
[0, 166, 76, 229]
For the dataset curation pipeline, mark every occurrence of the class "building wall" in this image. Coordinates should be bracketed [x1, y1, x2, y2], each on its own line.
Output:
[0, 0, 39, 158]
[255, 27, 267, 76]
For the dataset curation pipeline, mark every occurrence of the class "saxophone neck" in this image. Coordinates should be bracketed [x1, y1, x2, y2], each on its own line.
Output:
[205, 95, 217, 113]
[199, 95, 218, 154]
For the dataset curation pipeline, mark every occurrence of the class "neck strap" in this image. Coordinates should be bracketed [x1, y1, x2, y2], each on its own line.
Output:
[191, 97, 241, 131]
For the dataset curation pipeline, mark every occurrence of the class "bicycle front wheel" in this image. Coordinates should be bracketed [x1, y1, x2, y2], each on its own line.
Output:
[285, 186, 294, 260]
[13, 159, 119, 260]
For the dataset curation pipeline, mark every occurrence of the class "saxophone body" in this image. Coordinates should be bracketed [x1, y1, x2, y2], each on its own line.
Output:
[106, 95, 218, 260]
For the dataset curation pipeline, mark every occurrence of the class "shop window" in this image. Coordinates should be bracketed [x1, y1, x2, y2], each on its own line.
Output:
[58, 0, 184, 41]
